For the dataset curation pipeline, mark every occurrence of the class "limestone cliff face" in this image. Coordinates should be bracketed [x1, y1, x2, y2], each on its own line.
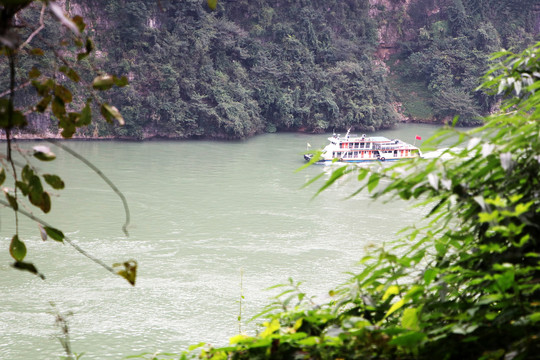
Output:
[370, 0, 540, 61]
[369, 0, 441, 60]
[369, 0, 410, 60]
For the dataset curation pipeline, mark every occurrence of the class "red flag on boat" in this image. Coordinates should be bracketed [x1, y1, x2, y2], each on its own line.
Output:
[415, 135, 422, 140]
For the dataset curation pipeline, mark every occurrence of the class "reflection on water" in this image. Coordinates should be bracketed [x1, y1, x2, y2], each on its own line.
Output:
[0, 124, 443, 359]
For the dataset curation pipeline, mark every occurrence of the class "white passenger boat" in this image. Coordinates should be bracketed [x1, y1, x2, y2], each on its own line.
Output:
[304, 129, 422, 164]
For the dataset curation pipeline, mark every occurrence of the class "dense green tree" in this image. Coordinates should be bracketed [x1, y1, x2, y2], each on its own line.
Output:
[6, 0, 394, 139]
[4, 1, 538, 139]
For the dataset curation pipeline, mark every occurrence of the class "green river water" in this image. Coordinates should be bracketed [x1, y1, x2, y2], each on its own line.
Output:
[0, 124, 443, 359]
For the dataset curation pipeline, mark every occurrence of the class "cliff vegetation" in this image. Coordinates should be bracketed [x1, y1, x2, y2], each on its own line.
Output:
[1, 0, 539, 139]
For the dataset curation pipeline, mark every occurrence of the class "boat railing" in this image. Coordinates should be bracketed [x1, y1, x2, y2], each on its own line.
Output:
[374, 144, 413, 151]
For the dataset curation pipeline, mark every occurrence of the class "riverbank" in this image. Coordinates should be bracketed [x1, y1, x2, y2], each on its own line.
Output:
[0, 119, 444, 142]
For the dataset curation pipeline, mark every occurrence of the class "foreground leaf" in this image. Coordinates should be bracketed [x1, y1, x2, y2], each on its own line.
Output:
[44, 226, 65, 242]
[207, 0, 218, 10]
[9, 235, 26, 261]
[12, 261, 45, 279]
[43, 174, 65, 189]
[113, 260, 137, 285]
[33, 145, 56, 161]
[100, 103, 125, 125]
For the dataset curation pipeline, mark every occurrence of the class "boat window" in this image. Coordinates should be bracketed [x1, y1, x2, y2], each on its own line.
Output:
[360, 142, 364, 148]
[354, 143, 359, 148]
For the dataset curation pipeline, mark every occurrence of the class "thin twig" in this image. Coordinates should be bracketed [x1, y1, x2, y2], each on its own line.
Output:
[48, 140, 131, 236]
[1, 132, 131, 237]
[18, 2, 46, 51]
[0, 198, 117, 275]
[6, 49, 20, 234]
[0, 80, 31, 98]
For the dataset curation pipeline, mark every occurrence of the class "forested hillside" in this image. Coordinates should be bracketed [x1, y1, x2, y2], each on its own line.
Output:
[3, 0, 539, 139]
[83, 0, 393, 139]
[377, 0, 539, 125]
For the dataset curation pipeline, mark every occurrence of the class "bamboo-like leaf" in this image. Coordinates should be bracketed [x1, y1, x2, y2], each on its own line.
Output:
[423, 269, 437, 286]
[401, 308, 420, 331]
[382, 285, 399, 301]
[367, 172, 380, 192]
[384, 298, 405, 319]
[260, 319, 280, 338]
[314, 165, 349, 197]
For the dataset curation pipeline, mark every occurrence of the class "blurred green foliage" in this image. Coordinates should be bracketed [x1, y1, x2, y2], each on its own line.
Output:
[178, 40, 540, 360]
[391, 0, 538, 125]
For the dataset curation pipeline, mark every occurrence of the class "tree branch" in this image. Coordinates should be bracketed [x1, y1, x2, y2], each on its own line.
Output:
[0, 198, 117, 276]
[18, 2, 46, 51]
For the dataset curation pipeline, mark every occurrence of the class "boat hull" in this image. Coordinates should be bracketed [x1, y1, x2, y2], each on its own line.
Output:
[306, 157, 415, 165]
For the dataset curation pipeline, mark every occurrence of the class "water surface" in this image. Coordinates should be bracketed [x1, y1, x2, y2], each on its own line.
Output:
[0, 124, 441, 359]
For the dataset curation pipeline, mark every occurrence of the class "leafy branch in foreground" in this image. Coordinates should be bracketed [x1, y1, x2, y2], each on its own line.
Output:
[1, 1, 135, 285]
[182, 42, 540, 360]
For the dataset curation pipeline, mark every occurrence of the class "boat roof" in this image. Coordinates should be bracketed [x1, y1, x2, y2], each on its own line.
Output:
[339, 135, 391, 142]
[369, 136, 391, 142]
